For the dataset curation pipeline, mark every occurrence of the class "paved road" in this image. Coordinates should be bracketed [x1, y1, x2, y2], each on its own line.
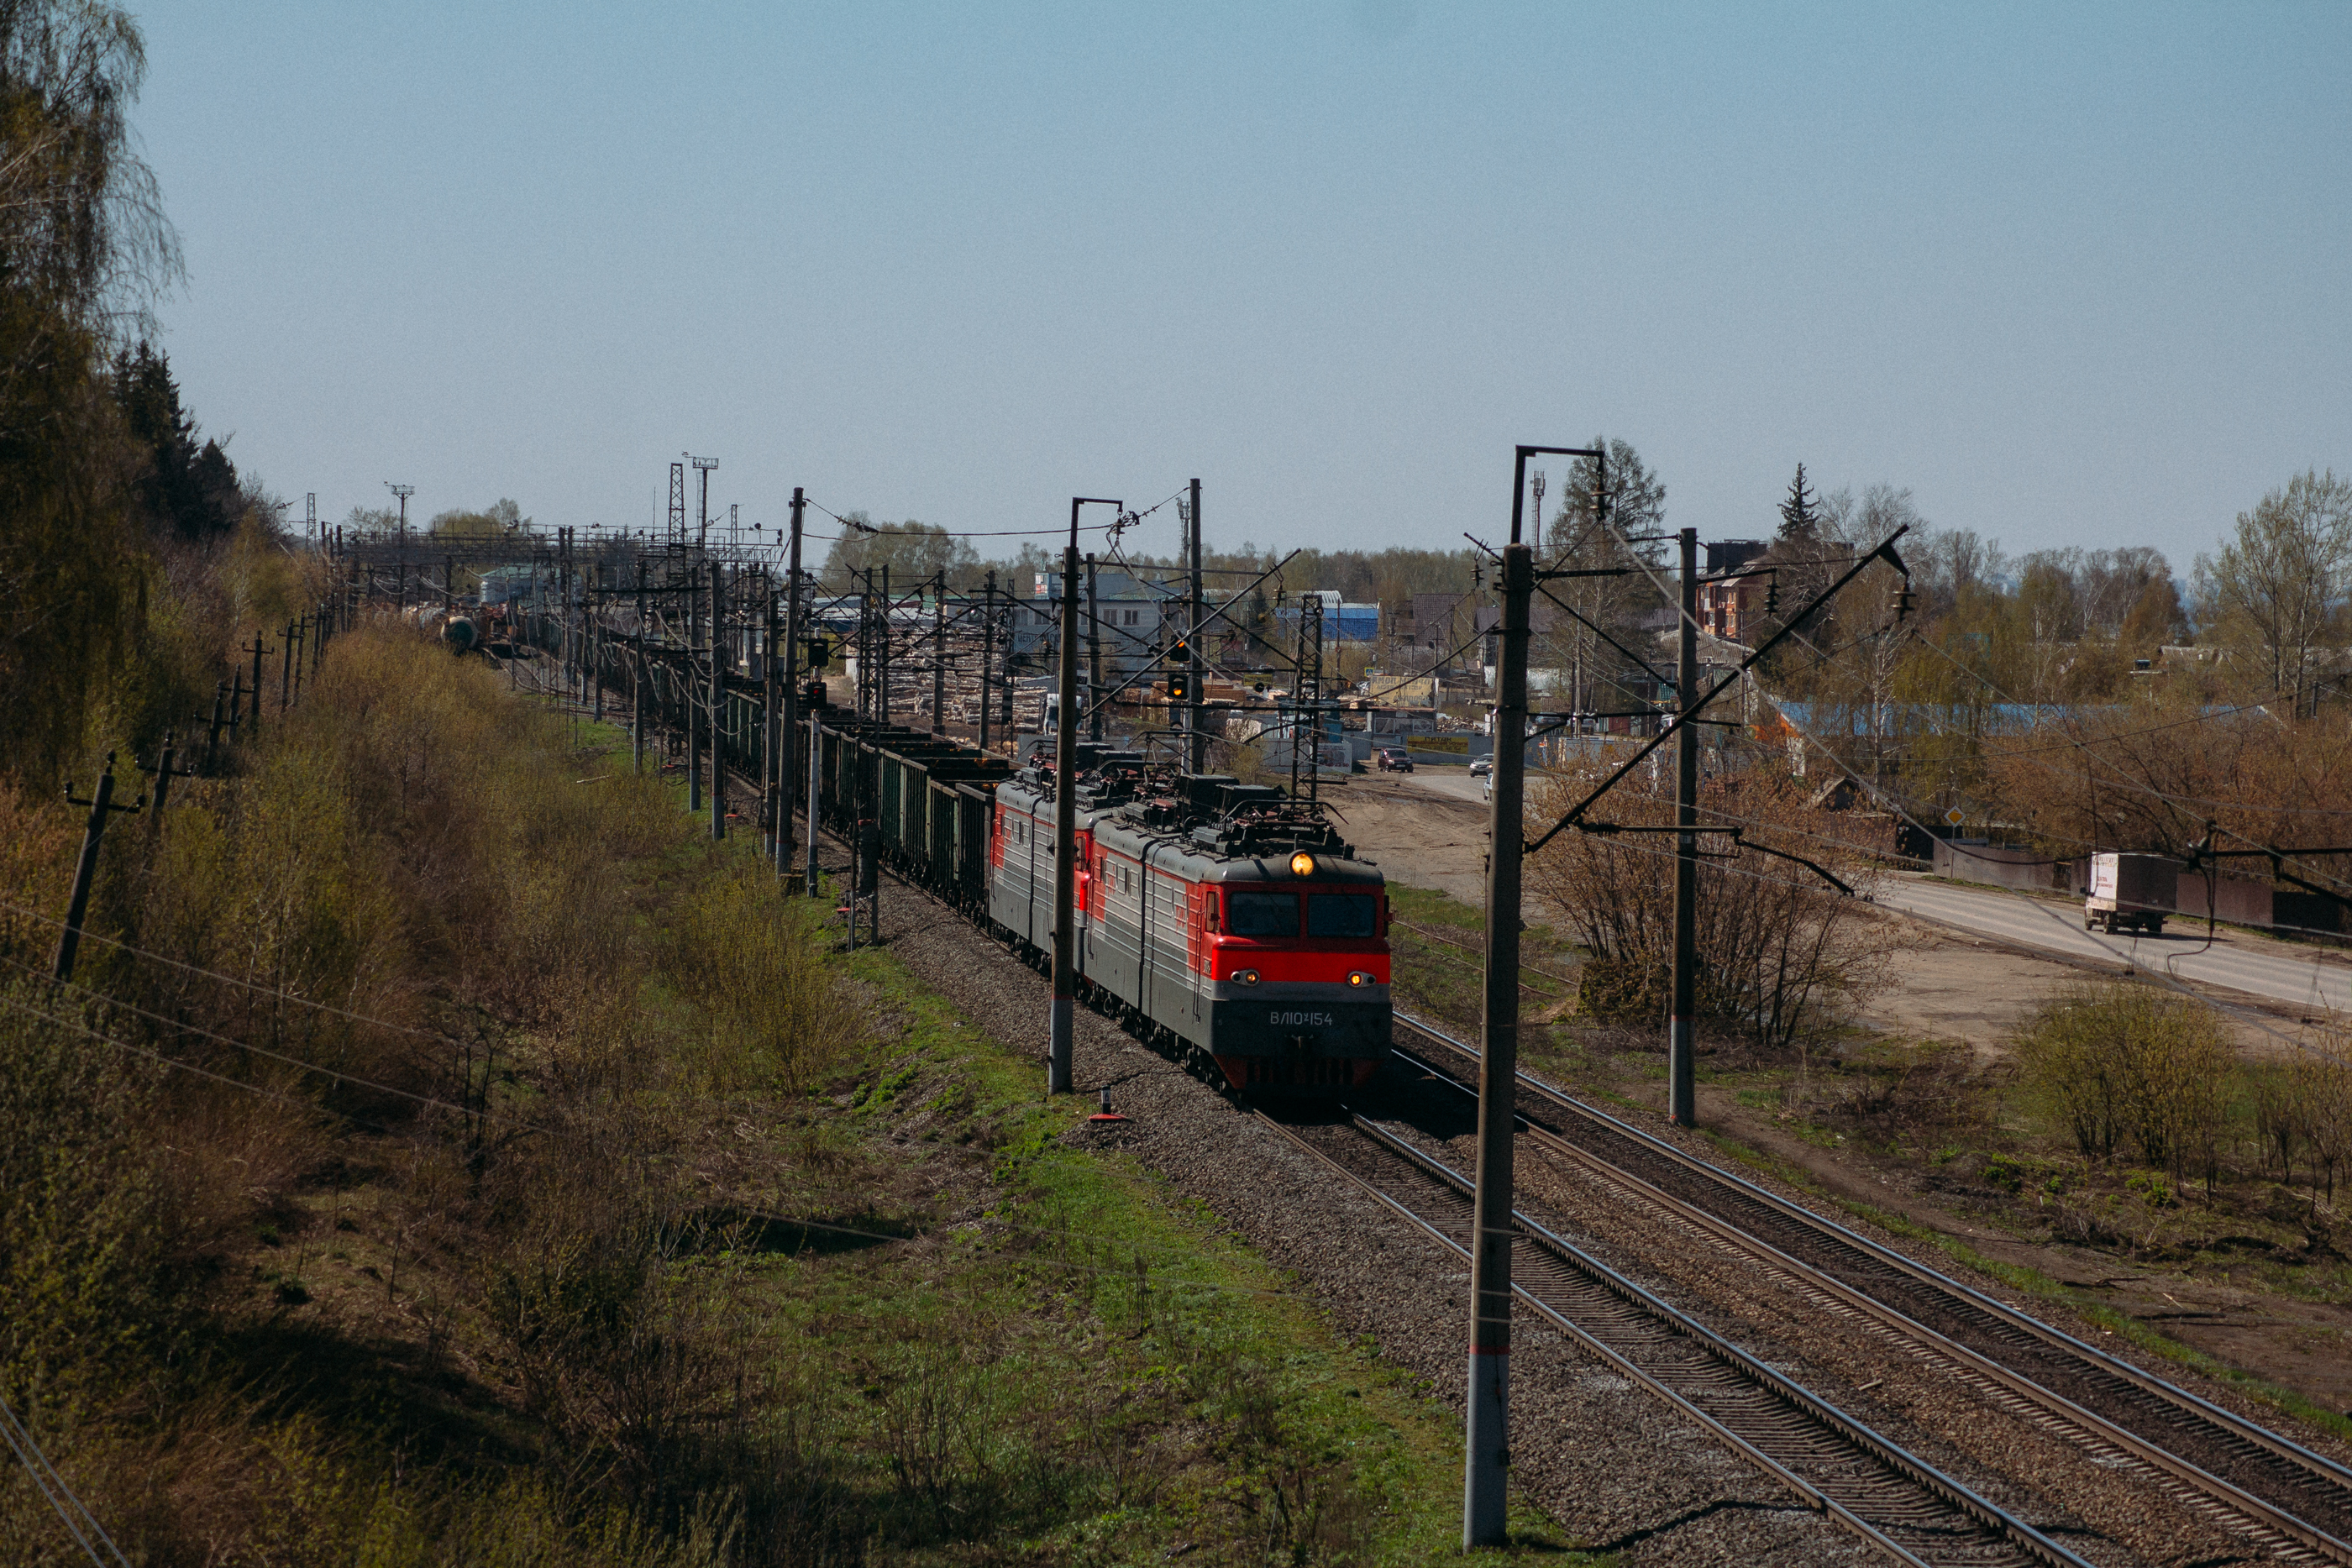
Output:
[1875, 874, 2352, 1015]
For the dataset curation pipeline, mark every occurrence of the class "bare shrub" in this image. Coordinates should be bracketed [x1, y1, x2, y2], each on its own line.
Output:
[481, 1216, 763, 1492]
[1527, 762, 1899, 1054]
[663, 860, 859, 1096]
[2013, 983, 2234, 1185]
[2260, 1030, 2352, 1204]
[0, 989, 176, 1409]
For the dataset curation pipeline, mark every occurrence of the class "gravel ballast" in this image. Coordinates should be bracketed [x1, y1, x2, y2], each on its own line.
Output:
[868, 879, 1875, 1564]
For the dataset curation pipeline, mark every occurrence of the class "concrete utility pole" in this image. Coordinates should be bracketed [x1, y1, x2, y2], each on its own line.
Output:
[247, 633, 268, 737]
[1462, 446, 1567, 1550]
[279, 619, 297, 711]
[1086, 553, 1104, 742]
[932, 572, 947, 737]
[54, 754, 142, 982]
[780, 488, 807, 882]
[1052, 497, 1121, 1093]
[711, 559, 727, 841]
[1189, 478, 1205, 772]
[143, 732, 194, 836]
[1670, 526, 1700, 1128]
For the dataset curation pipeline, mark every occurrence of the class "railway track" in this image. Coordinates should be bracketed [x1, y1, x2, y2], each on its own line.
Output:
[1260, 1107, 2094, 1566]
[507, 660, 2351, 1560]
[1390, 1011, 2352, 1565]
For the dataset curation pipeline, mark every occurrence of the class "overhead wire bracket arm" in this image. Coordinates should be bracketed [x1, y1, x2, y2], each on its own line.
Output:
[1525, 523, 1911, 858]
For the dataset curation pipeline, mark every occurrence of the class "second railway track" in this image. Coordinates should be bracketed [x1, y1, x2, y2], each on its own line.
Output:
[1390, 1010, 2352, 1565]
[1266, 1108, 2093, 1566]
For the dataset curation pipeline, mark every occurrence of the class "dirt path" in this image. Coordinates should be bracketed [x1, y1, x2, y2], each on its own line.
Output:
[1324, 774, 1489, 905]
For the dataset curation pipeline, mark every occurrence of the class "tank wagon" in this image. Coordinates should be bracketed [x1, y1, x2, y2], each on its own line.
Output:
[811, 701, 1392, 1091]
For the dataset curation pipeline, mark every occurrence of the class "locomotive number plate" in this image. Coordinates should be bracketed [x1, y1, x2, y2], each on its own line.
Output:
[1268, 1009, 1336, 1027]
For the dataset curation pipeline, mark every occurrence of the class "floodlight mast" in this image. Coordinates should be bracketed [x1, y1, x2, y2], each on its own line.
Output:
[689, 454, 718, 546]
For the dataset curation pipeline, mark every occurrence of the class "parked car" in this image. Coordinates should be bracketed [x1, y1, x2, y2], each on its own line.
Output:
[1375, 747, 1414, 773]
[1468, 758, 1493, 777]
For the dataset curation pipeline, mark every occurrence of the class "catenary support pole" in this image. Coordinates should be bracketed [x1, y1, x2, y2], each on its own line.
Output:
[780, 488, 806, 880]
[1670, 525, 1699, 1128]
[806, 710, 822, 901]
[1463, 475, 1536, 1550]
[764, 573, 779, 857]
[979, 571, 996, 752]
[1189, 478, 1205, 772]
[1049, 534, 1082, 1093]
[1086, 553, 1103, 743]
[878, 564, 891, 725]
[711, 559, 727, 840]
[1000, 589, 1016, 740]
[687, 564, 703, 813]
[633, 561, 648, 774]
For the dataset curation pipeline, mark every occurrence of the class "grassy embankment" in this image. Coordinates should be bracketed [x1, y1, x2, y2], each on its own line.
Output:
[1386, 878, 2352, 1443]
[0, 627, 1588, 1565]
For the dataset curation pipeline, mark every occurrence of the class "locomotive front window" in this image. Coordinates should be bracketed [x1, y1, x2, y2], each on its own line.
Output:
[1307, 894, 1378, 938]
[1226, 890, 1299, 937]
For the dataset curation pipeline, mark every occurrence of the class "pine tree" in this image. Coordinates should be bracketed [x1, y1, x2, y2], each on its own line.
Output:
[112, 342, 239, 540]
[1777, 464, 1822, 545]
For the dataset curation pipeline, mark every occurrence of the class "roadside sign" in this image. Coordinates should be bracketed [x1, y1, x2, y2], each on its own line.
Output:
[1944, 808, 1964, 826]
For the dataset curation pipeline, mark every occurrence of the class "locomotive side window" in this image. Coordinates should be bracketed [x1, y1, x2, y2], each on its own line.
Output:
[1308, 894, 1378, 938]
[1226, 890, 1299, 937]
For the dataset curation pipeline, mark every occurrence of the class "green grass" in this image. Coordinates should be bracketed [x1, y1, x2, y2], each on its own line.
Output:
[747, 895, 1603, 1561]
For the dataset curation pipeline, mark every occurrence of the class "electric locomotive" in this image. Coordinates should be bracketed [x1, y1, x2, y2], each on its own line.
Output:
[808, 701, 1393, 1091]
[990, 763, 1393, 1090]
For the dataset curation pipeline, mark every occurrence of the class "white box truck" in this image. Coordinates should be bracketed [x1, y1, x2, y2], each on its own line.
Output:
[2085, 852, 2177, 935]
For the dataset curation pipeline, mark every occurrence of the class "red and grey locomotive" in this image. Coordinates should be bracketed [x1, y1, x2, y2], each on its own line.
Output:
[811, 714, 1392, 1091]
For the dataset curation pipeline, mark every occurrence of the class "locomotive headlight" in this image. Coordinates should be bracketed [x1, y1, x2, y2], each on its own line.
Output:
[1347, 971, 1373, 987]
[1290, 852, 1316, 877]
[1231, 968, 1260, 986]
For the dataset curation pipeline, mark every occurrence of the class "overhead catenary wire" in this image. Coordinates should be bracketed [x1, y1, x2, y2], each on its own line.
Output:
[1516, 519, 2352, 1057]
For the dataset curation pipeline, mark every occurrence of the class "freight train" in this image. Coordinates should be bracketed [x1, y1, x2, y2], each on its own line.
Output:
[809, 702, 1393, 1090]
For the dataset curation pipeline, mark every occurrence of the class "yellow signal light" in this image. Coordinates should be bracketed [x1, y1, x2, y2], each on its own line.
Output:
[1290, 852, 1316, 877]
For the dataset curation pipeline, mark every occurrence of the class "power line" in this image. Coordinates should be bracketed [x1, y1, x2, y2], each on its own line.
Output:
[0, 895, 463, 1046]
[0, 1389, 127, 1568]
[0, 974, 507, 1132]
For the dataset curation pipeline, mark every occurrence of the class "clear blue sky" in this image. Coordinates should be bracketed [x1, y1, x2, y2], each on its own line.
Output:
[137, 3, 2348, 571]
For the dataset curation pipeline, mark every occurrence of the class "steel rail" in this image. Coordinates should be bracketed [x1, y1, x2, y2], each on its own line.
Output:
[1259, 1108, 2091, 1566]
[1393, 1009, 2352, 1565]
